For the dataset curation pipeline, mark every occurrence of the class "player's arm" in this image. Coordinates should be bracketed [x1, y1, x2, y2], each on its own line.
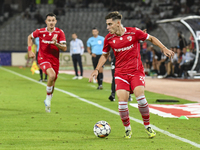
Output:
[147, 35, 174, 58]
[27, 34, 35, 58]
[52, 35, 67, 51]
[55, 43, 67, 52]
[89, 53, 109, 82]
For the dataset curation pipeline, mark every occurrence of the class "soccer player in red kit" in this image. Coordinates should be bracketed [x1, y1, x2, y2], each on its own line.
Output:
[89, 11, 174, 138]
[27, 13, 67, 113]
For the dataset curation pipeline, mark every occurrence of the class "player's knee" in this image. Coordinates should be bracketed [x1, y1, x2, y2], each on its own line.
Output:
[134, 87, 144, 98]
[118, 102, 128, 109]
[136, 95, 147, 105]
[48, 73, 56, 81]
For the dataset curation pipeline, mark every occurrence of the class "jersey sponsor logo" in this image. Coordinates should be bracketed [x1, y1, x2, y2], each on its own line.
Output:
[139, 76, 145, 84]
[42, 40, 55, 44]
[129, 103, 200, 118]
[127, 36, 132, 41]
[114, 44, 134, 52]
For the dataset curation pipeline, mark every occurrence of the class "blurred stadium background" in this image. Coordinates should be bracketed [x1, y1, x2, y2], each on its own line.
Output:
[0, 0, 200, 78]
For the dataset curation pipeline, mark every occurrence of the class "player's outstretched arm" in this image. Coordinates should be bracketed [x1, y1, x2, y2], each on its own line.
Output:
[89, 53, 109, 82]
[147, 35, 174, 58]
[27, 34, 35, 58]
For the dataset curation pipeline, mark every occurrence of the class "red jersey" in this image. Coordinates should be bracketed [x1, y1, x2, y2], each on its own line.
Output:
[103, 27, 148, 74]
[32, 27, 66, 65]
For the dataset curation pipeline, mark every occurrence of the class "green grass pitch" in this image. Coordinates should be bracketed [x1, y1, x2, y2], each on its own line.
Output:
[0, 66, 200, 150]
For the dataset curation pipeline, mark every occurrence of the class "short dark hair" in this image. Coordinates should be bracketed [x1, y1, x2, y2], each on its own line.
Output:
[105, 11, 122, 20]
[46, 13, 56, 19]
[92, 27, 98, 30]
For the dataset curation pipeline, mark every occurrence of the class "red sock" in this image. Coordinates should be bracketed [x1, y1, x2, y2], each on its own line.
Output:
[136, 96, 150, 126]
[118, 102, 130, 127]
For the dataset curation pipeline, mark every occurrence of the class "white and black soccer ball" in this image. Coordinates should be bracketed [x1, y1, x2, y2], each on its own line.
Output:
[93, 120, 111, 138]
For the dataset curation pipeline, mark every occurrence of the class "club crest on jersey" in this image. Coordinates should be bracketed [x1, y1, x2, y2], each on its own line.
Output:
[127, 36, 132, 41]
[120, 37, 123, 40]
[113, 40, 115, 43]
[43, 34, 45, 37]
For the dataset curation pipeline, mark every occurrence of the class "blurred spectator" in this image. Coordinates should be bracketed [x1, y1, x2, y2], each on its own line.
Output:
[0, 0, 5, 16]
[185, 0, 194, 13]
[145, 46, 153, 74]
[143, 0, 152, 7]
[178, 31, 187, 51]
[178, 47, 195, 78]
[10, 0, 19, 13]
[34, 11, 44, 24]
[4, 3, 13, 18]
[151, 4, 160, 15]
[23, 10, 31, 19]
[54, 0, 65, 8]
[30, 2, 37, 12]
[145, 18, 153, 31]
[189, 33, 195, 51]
[53, 7, 65, 16]
[174, 47, 182, 76]
[141, 41, 147, 63]
[172, 0, 181, 16]
[157, 53, 167, 75]
[66, 0, 75, 8]
[164, 47, 177, 78]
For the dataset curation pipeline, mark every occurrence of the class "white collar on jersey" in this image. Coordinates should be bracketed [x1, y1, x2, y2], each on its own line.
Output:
[45, 27, 55, 33]
[116, 27, 126, 37]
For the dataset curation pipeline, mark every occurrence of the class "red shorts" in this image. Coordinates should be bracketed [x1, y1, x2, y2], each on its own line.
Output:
[39, 61, 59, 80]
[115, 72, 145, 94]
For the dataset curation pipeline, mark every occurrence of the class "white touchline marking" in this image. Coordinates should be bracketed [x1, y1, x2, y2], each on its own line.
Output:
[1, 67, 200, 148]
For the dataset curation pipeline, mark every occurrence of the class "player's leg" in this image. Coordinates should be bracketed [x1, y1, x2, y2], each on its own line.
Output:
[77, 54, 83, 79]
[72, 55, 78, 79]
[109, 64, 115, 101]
[36, 52, 43, 82]
[134, 86, 156, 138]
[97, 55, 103, 89]
[91, 56, 97, 83]
[98, 66, 103, 89]
[116, 89, 132, 138]
[44, 68, 56, 112]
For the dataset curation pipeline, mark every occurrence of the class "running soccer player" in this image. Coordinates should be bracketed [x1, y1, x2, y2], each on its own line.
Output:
[27, 13, 67, 113]
[89, 11, 174, 138]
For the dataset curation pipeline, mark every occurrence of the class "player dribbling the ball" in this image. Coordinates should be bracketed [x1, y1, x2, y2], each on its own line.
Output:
[89, 11, 174, 138]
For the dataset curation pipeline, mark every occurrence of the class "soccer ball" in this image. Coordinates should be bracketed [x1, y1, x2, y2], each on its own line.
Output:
[93, 120, 111, 138]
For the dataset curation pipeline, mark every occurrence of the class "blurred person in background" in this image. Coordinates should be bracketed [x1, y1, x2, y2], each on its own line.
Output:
[178, 46, 195, 78]
[178, 31, 187, 51]
[70, 33, 84, 80]
[27, 13, 67, 113]
[87, 27, 105, 89]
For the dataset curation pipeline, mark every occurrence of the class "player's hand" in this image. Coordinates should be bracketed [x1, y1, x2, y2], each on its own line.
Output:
[143, 29, 147, 33]
[28, 51, 35, 58]
[89, 69, 98, 82]
[91, 53, 96, 57]
[52, 35, 57, 45]
[163, 48, 174, 58]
